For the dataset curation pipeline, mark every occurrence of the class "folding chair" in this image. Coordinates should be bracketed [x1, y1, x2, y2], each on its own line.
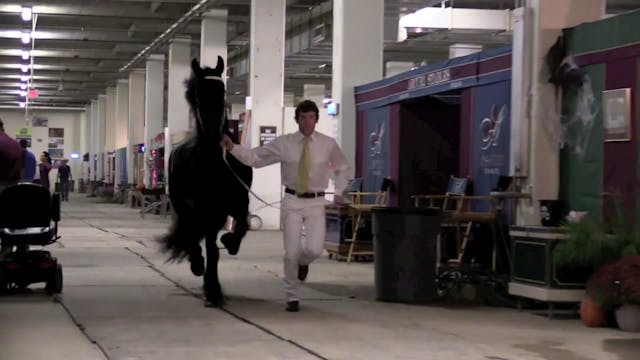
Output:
[345, 177, 393, 263]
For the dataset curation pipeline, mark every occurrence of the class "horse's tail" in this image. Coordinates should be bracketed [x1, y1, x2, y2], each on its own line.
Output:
[156, 218, 201, 262]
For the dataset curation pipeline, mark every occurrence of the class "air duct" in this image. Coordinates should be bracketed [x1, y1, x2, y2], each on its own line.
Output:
[119, 0, 215, 72]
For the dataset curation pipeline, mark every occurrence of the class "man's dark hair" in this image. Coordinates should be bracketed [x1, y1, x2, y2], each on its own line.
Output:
[19, 139, 28, 148]
[295, 100, 319, 122]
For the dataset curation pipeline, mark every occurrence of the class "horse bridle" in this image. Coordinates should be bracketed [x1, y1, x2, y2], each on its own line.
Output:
[193, 75, 226, 138]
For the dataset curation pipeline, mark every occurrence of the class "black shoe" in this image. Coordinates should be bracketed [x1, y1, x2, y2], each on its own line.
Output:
[286, 301, 299, 312]
[298, 265, 309, 281]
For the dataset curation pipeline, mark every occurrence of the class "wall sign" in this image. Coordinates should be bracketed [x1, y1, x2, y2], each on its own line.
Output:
[259, 126, 277, 146]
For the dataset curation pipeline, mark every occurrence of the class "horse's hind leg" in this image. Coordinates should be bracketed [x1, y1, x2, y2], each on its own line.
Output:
[220, 205, 249, 256]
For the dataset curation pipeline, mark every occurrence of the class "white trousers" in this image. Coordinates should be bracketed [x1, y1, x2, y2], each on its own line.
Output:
[281, 193, 327, 302]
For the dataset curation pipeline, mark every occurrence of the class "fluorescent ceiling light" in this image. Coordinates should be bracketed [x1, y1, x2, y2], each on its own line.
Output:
[21, 32, 30, 44]
[20, 83, 26, 90]
[19, 90, 27, 97]
[20, 75, 29, 82]
[21, 64, 29, 72]
[21, 7, 32, 22]
[21, 50, 29, 60]
[19, 102, 26, 108]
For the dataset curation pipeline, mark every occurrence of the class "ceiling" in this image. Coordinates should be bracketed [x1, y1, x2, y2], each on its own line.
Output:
[0, 0, 637, 110]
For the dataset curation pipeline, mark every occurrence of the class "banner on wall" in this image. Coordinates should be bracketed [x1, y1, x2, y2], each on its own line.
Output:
[472, 81, 511, 203]
[363, 107, 390, 196]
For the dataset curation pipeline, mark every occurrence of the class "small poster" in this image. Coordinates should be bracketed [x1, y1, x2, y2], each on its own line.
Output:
[32, 115, 48, 127]
[603, 88, 631, 142]
[48, 127, 64, 148]
[259, 126, 277, 146]
[15, 127, 32, 147]
[48, 148, 64, 158]
[48, 128, 64, 138]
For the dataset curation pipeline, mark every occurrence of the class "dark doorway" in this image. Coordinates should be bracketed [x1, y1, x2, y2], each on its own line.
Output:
[398, 93, 462, 208]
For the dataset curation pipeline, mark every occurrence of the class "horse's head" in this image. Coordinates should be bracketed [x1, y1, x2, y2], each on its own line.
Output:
[186, 56, 226, 140]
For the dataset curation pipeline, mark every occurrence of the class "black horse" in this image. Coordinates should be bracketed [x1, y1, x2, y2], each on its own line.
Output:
[159, 56, 252, 307]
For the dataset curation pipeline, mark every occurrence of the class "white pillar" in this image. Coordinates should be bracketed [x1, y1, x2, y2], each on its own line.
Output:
[143, 54, 165, 187]
[83, 104, 91, 182]
[201, 9, 227, 84]
[105, 87, 116, 184]
[332, 0, 384, 173]
[517, 0, 605, 224]
[90, 99, 99, 181]
[449, 43, 483, 59]
[249, 0, 286, 230]
[97, 94, 107, 181]
[385, 61, 414, 77]
[168, 37, 192, 137]
[115, 80, 129, 150]
[128, 69, 145, 185]
[115, 79, 129, 186]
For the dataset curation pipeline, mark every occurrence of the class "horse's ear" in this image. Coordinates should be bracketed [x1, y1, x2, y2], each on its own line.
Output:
[213, 56, 224, 76]
[191, 58, 202, 77]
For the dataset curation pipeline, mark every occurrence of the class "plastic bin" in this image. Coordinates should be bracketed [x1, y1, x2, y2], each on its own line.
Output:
[372, 207, 442, 302]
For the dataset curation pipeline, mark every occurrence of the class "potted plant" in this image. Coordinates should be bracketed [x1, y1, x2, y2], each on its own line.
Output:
[553, 208, 636, 327]
[587, 255, 640, 331]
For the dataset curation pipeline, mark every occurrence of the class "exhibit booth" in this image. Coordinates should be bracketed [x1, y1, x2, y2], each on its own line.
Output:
[354, 46, 513, 208]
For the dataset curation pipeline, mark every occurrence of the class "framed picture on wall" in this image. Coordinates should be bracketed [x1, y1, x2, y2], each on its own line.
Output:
[603, 88, 632, 142]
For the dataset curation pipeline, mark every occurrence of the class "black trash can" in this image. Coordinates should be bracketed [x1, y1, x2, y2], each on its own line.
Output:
[372, 207, 442, 303]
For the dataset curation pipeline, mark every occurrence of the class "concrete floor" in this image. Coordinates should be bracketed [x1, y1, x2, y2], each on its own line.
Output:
[0, 193, 638, 360]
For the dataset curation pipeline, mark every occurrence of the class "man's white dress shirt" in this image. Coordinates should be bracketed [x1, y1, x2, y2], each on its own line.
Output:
[229, 131, 350, 195]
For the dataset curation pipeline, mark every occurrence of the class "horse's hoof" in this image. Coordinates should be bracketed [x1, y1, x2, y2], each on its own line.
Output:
[189, 254, 205, 276]
[221, 233, 241, 256]
[205, 298, 223, 308]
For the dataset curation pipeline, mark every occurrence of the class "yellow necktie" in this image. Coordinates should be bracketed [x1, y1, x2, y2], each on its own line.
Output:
[296, 137, 311, 194]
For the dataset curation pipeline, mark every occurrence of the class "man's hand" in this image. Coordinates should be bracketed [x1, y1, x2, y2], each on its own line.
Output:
[220, 135, 234, 151]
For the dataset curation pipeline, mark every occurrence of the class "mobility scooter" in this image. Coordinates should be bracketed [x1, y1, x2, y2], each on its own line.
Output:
[0, 183, 63, 294]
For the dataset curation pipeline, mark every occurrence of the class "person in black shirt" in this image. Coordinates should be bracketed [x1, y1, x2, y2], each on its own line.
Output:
[57, 159, 72, 201]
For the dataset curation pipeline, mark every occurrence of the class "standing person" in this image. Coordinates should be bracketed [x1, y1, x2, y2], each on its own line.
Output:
[57, 159, 72, 201]
[37, 151, 53, 192]
[220, 99, 351, 312]
[0, 118, 24, 194]
[19, 139, 36, 182]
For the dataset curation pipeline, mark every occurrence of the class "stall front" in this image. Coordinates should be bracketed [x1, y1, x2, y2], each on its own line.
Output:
[354, 46, 513, 208]
[560, 9, 640, 224]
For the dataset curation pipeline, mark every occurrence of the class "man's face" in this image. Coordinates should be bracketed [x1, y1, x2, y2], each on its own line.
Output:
[297, 111, 317, 137]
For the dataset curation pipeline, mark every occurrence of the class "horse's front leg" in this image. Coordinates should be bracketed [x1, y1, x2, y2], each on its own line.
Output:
[220, 205, 249, 256]
[204, 229, 223, 307]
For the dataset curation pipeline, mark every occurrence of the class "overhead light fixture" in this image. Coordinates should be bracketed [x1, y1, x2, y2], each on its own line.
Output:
[21, 50, 29, 60]
[20, 83, 26, 90]
[21, 64, 29, 72]
[21, 32, 31, 44]
[19, 90, 27, 97]
[21, 6, 32, 22]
